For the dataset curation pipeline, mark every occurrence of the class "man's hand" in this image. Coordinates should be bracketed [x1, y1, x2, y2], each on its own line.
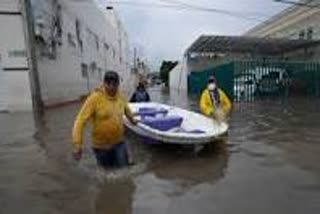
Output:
[73, 148, 82, 161]
[214, 108, 227, 122]
[209, 111, 215, 118]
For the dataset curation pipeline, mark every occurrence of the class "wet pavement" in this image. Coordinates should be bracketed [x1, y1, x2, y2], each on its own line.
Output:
[0, 86, 320, 214]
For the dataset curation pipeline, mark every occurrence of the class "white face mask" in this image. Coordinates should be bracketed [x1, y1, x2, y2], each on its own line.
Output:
[208, 83, 216, 91]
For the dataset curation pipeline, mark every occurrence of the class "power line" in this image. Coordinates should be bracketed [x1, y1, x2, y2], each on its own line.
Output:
[107, 1, 191, 10]
[158, 0, 268, 17]
[107, 0, 267, 21]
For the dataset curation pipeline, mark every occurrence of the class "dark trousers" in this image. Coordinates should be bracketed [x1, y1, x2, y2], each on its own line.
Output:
[93, 142, 129, 168]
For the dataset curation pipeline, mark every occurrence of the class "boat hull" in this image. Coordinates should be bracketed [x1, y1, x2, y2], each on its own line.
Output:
[124, 102, 229, 145]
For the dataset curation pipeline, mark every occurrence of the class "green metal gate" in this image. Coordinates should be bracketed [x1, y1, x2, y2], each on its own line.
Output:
[188, 60, 320, 102]
[188, 62, 234, 99]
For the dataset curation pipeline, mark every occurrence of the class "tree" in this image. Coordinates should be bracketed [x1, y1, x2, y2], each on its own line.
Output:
[160, 61, 178, 86]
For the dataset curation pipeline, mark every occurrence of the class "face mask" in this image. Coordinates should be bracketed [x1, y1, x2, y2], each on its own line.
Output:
[208, 83, 216, 91]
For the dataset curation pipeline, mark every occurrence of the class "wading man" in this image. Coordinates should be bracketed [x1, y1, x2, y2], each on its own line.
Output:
[72, 71, 137, 168]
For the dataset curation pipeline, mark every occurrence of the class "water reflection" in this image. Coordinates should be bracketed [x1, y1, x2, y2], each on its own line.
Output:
[150, 141, 228, 185]
[1, 87, 320, 214]
[95, 180, 135, 214]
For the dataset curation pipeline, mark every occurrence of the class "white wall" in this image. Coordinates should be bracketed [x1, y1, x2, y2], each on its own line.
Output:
[0, 0, 19, 12]
[0, 72, 33, 111]
[0, 14, 28, 69]
[169, 60, 188, 91]
[0, 7, 33, 112]
[31, 0, 133, 106]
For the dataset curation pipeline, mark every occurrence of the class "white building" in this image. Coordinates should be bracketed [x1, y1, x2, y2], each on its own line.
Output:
[246, 0, 320, 40]
[169, 60, 188, 91]
[0, 0, 133, 111]
[245, 0, 320, 62]
[0, 0, 32, 111]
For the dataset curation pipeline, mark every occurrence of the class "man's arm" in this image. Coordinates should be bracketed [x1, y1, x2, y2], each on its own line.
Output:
[72, 94, 96, 154]
[200, 90, 213, 116]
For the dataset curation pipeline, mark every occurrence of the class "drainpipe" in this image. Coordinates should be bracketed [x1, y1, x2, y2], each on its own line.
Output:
[20, 0, 43, 113]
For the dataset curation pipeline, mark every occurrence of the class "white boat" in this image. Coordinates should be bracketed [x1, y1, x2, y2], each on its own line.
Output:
[124, 102, 229, 145]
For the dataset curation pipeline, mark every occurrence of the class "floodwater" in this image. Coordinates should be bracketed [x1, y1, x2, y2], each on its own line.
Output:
[0, 86, 320, 214]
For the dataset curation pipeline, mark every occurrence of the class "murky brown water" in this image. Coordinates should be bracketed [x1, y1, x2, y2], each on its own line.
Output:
[1, 87, 320, 214]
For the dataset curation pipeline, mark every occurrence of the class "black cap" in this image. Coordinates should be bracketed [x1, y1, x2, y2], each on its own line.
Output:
[104, 71, 119, 85]
[138, 82, 145, 88]
[208, 75, 216, 83]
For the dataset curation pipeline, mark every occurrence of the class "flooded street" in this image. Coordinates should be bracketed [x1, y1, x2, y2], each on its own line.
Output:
[1, 87, 320, 214]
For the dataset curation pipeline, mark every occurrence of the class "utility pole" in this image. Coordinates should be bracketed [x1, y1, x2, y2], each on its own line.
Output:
[133, 47, 137, 71]
[20, 0, 43, 114]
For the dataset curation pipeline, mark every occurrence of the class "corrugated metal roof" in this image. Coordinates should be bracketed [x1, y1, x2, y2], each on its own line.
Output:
[187, 35, 320, 55]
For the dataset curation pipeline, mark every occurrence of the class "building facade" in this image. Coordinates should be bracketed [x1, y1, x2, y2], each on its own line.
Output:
[0, 0, 32, 111]
[246, 0, 320, 40]
[245, 0, 320, 62]
[0, 0, 133, 111]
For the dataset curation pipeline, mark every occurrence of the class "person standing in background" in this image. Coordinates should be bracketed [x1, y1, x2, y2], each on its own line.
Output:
[199, 76, 232, 122]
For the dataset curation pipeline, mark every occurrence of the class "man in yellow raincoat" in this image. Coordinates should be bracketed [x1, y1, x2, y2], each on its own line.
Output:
[72, 71, 137, 168]
[200, 76, 232, 121]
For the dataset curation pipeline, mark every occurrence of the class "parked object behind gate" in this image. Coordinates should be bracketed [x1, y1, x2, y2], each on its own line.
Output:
[234, 74, 257, 101]
[239, 67, 289, 96]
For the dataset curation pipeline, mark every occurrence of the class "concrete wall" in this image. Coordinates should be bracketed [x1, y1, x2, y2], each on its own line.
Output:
[0, 2, 33, 112]
[31, 0, 133, 106]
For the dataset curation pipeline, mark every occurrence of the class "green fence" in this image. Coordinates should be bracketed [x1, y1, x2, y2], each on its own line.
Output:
[188, 60, 320, 101]
[188, 62, 234, 99]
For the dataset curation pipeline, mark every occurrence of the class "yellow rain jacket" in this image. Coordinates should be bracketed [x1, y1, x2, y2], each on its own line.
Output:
[200, 88, 232, 116]
[72, 86, 134, 150]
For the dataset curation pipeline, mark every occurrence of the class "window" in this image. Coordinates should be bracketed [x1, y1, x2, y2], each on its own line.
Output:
[54, 4, 62, 45]
[90, 62, 97, 74]
[112, 48, 115, 59]
[75, 19, 80, 41]
[75, 19, 83, 51]
[81, 63, 88, 78]
[307, 27, 313, 40]
[94, 35, 99, 51]
[79, 40, 83, 52]
[68, 33, 76, 47]
[104, 43, 109, 50]
[8, 50, 27, 58]
[98, 68, 102, 80]
[289, 32, 296, 39]
[299, 30, 305, 40]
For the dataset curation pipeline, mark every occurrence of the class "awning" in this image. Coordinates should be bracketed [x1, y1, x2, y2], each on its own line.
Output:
[187, 35, 320, 55]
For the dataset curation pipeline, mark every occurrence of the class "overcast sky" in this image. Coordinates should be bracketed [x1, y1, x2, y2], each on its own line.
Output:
[99, 0, 289, 70]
